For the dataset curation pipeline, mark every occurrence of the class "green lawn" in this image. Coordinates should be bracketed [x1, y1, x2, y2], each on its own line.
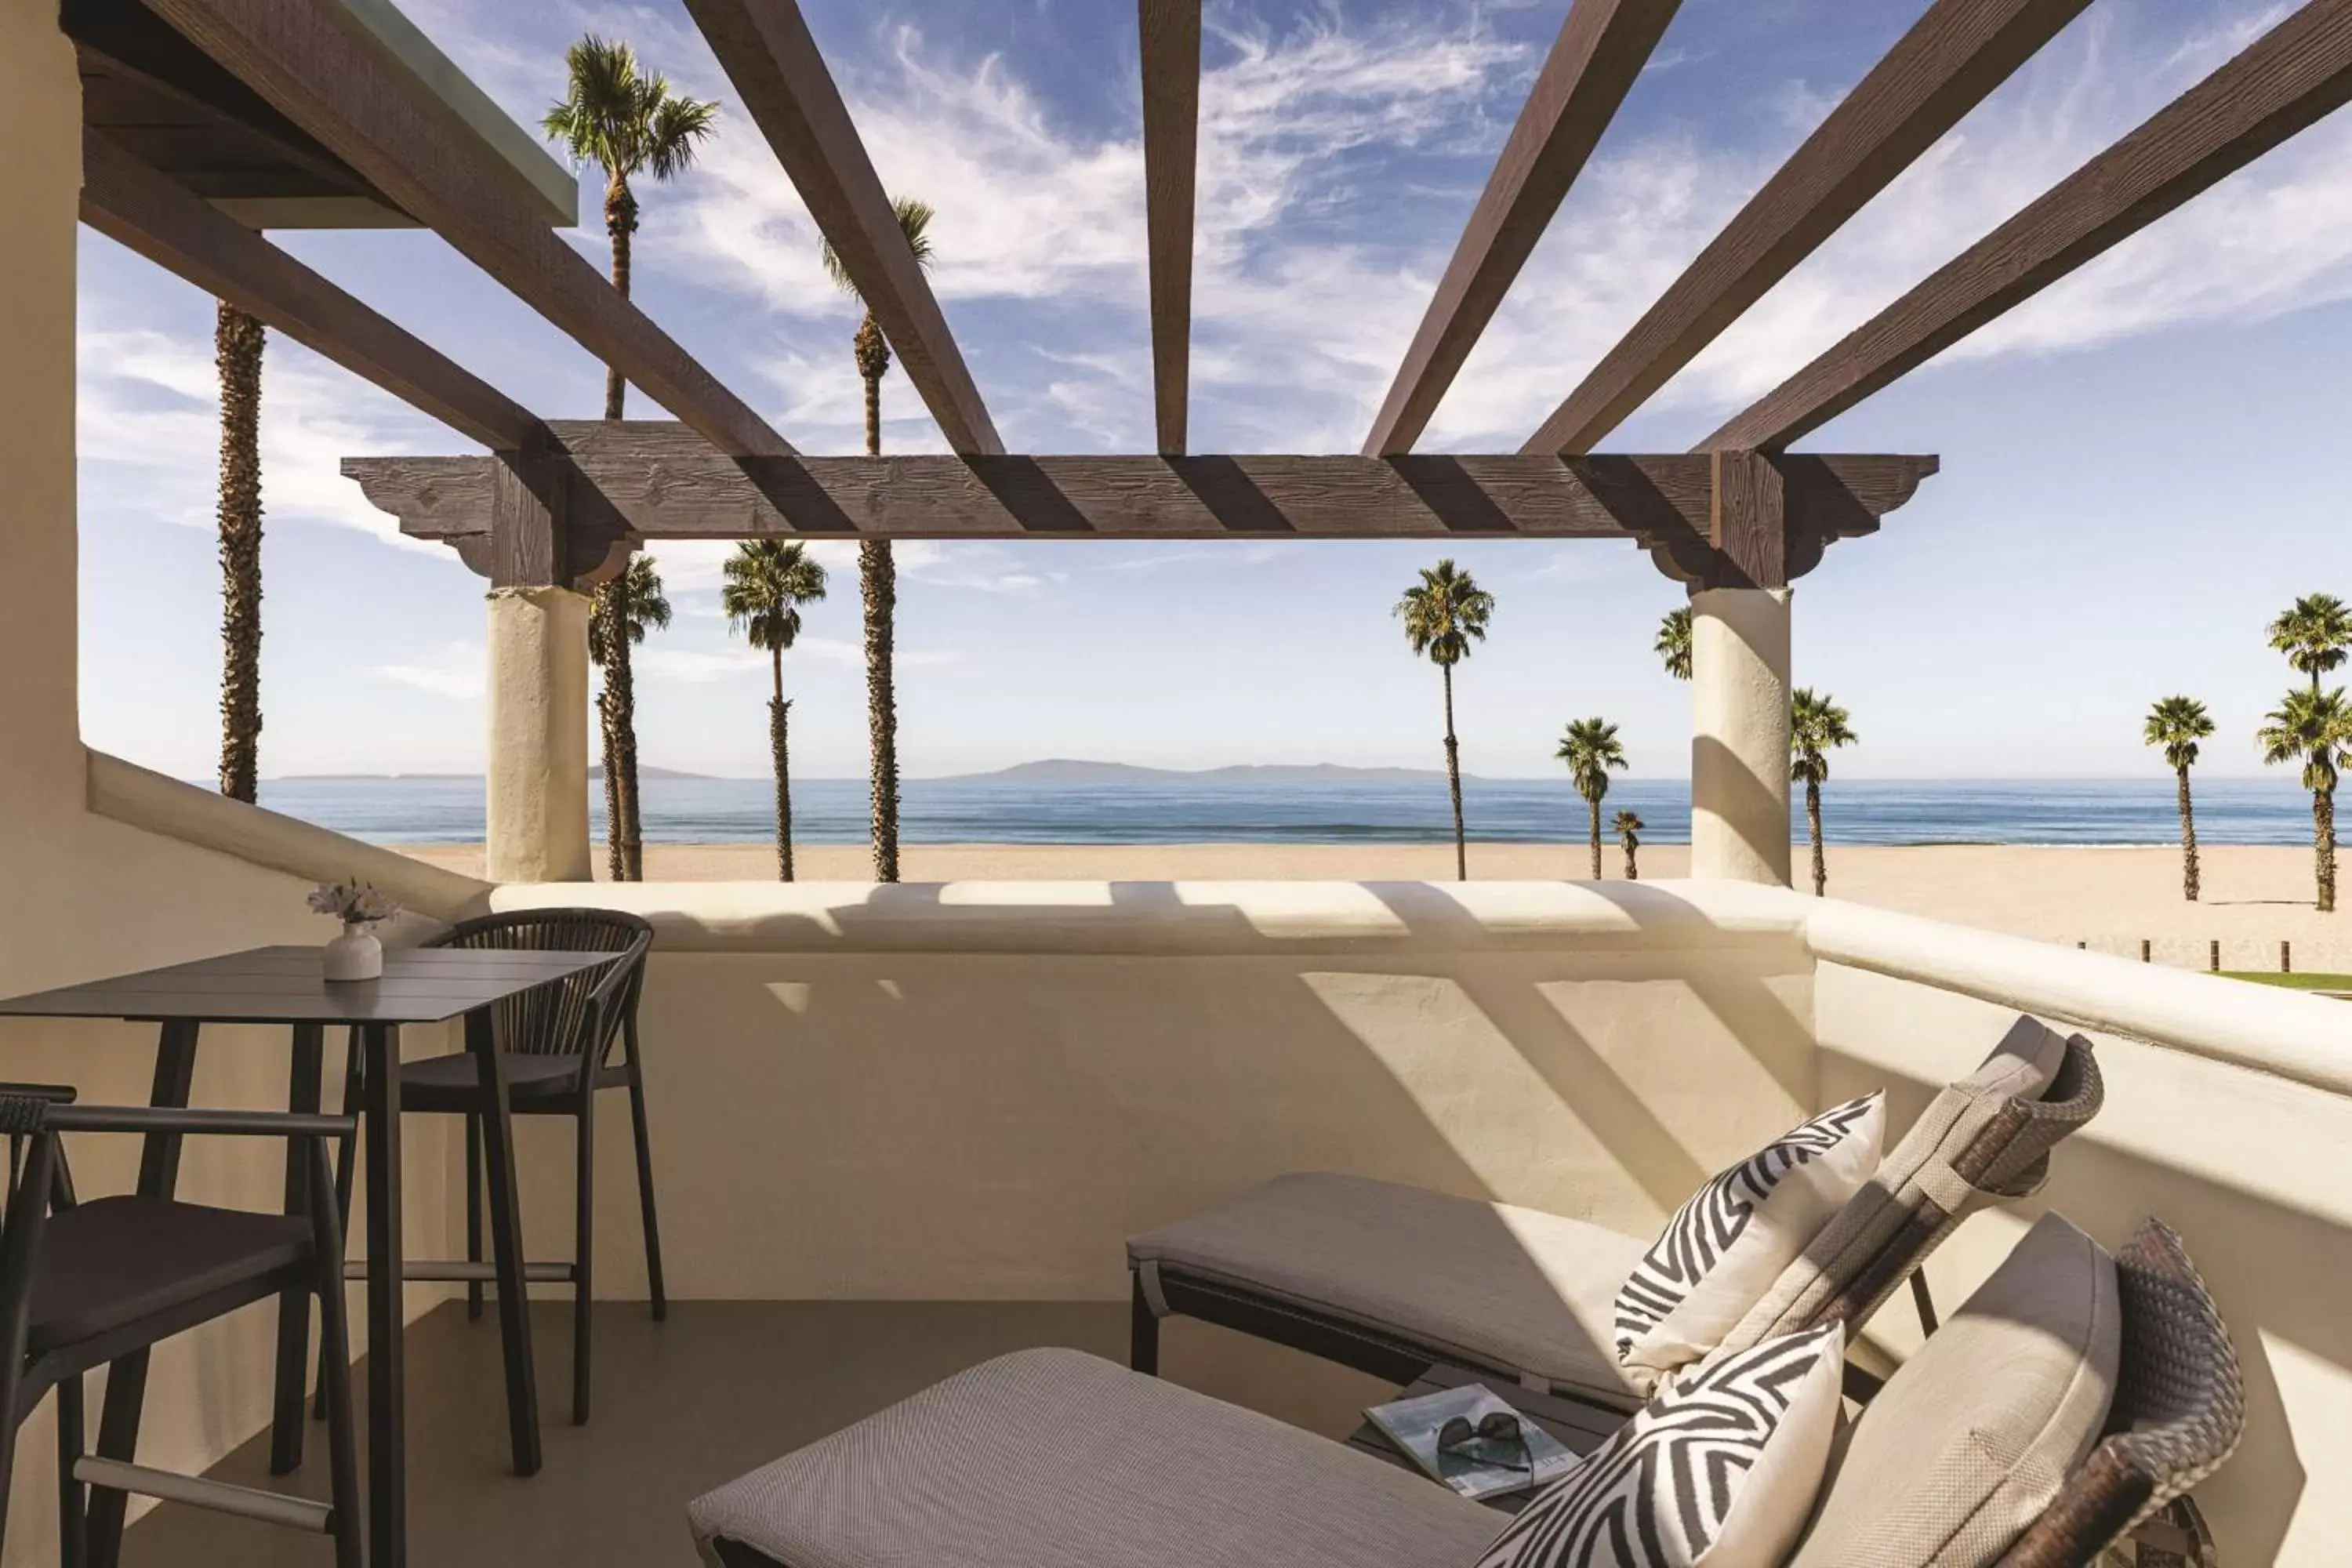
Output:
[2219, 971, 2352, 993]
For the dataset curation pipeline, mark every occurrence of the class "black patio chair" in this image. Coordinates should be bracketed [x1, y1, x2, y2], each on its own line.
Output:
[0, 1084, 361, 1568]
[319, 908, 664, 1436]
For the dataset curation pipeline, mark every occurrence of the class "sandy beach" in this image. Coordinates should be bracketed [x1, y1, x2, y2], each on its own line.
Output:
[396, 840, 2352, 974]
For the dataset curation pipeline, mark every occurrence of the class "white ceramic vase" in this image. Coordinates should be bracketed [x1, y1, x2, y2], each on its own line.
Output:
[323, 927, 384, 982]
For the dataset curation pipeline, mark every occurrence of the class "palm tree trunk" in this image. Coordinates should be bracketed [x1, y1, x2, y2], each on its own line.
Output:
[215, 303, 264, 803]
[1624, 839, 1639, 881]
[1808, 779, 1828, 898]
[855, 324, 902, 884]
[1441, 664, 1465, 881]
[771, 697, 794, 884]
[612, 637, 644, 880]
[603, 174, 636, 419]
[1588, 800, 1602, 881]
[2176, 765, 2201, 902]
[2317, 787, 2337, 914]
[598, 681, 625, 881]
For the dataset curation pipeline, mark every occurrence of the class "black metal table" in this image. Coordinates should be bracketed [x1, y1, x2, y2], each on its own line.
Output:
[0, 943, 615, 1568]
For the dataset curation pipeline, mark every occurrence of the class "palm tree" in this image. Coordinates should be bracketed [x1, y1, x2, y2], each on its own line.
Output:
[721, 541, 829, 880]
[546, 37, 717, 880]
[1654, 606, 1692, 682]
[2267, 593, 2352, 695]
[2143, 695, 2216, 902]
[1555, 718, 1628, 880]
[1394, 560, 1494, 881]
[1615, 809, 1645, 881]
[215, 303, 264, 803]
[1791, 688, 1857, 898]
[822, 196, 936, 884]
[2259, 686, 2352, 913]
[587, 556, 670, 881]
[543, 35, 718, 421]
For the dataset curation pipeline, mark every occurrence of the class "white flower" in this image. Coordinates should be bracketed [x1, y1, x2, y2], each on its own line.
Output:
[310, 878, 401, 927]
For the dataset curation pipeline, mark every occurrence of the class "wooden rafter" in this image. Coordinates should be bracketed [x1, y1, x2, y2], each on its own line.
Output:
[142, 0, 792, 458]
[1361, 0, 1682, 457]
[347, 422, 1936, 590]
[1139, 0, 1202, 456]
[82, 131, 543, 452]
[684, 0, 1002, 456]
[1704, 0, 2352, 452]
[1524, 0, 2094, 456]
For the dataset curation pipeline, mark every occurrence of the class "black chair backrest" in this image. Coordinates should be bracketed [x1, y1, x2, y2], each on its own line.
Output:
[426, 909, 653, 1060]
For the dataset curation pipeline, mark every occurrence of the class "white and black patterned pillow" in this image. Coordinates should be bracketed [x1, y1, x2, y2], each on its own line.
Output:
[1475, 1324, 1847, 1568]
[1613, 1094, 1882, 1384]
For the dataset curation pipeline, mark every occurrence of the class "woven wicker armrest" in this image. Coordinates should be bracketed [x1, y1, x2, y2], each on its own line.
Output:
[1995, 1217, 2245, 1568]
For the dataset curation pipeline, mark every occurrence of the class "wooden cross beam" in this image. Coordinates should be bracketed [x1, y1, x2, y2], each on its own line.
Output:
[81, 130, 545, 452]
[1524, 0, 2095, 456]
[1705, 0, 2352, 452]
[143, 0, 793, 459]
[685, 0, 1001, 456]
[1139, 0, 1203, 457]
[343, 422, 1935, 592]
[1362, 0, 1683, 456]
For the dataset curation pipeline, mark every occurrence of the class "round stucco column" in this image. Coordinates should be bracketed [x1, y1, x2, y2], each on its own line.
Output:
[486, 586, 591, 884]
[1690, 586, 1792, 886]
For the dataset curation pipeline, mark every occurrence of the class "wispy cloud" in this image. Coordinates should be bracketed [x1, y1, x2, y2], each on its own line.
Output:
[373, 641, 487, 699]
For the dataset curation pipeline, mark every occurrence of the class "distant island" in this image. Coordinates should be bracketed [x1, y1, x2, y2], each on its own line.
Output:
[935, 759, 1474, 786]
[275, 765, 714, 782]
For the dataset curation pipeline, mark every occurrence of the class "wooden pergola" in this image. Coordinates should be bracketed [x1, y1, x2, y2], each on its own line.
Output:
[81, 0, 2352, 886]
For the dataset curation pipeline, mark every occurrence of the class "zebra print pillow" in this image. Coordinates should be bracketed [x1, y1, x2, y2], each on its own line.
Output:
[1613, 1094, 1882, 1385]
[1475, 1325, 1846, 1568]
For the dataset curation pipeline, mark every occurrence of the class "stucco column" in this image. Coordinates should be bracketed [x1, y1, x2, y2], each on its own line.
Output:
[1690, 586, 1792, 886]
[485, 586, 591, 884]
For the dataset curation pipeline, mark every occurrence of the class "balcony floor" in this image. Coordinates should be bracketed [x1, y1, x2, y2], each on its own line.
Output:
[125, 1298, 1391, 1566]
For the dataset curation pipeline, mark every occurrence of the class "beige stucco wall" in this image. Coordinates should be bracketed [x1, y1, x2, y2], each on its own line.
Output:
[486, 586, 592, 884]
[1690, 586, 1794, 886]
[1816, 959, 2352, 1566]
[487, 880, 1819, 1298]
[0, 16, 466, 1563]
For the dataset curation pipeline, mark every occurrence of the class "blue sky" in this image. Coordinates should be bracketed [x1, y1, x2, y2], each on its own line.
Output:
[73, 0, 2352, 782]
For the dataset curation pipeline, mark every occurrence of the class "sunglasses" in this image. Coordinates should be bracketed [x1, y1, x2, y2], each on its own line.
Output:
[1436, 1410, 1529, 1472]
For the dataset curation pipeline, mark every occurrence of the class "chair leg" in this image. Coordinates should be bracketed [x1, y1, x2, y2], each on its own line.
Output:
[0, 1366, 20, 1567]
[56, 1375, 86, 1568]
[624, 1055, 666, 1322]
[1131, 1276, 1160, 1376]
[572, 1102, 594, 1425]
[314, 1029, 363, 1421]
[465, 1113, 485, 1322]
[309, 1144, 365, 1568]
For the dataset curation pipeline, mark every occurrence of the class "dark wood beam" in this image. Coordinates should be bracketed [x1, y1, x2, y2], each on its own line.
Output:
[1140, 0, 1202, 456]
[683, 0, 1001, 455]
[1704, 0, 2352, 452]
[143, 0, 793, 458]
[82, 131, 543, 452]
[1524, 0, 2093, 456]
[1361, 0, 1683, 456]
[345, 422, 1935, 588]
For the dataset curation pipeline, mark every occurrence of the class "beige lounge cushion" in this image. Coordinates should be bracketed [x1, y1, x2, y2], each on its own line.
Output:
[1129, 1172, 1650, 1407]
[1720, 1017, 2076, 1354]
[1786, 1211, 2122, 1568]
[685, 1346, 1498, 1568]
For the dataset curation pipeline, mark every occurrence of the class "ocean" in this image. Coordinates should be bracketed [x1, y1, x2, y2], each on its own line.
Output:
[252, 775, 2321, 849]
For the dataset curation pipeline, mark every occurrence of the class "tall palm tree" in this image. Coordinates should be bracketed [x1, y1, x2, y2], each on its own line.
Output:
[1791, 688, 1857, 898]
[1614, 809, 1645, 881]
[822, 196, 936, 884]
[721, 541, 829, 880]
[1654, 606, 1692, 682]
[2267, 593, 2352, 695]
[1394, 560, 1494, 881]
[215, 303, 264, 803]
[587, 556, 671, 881]
[1555, 718, 1628, 880]
[543, 35, 718, 421]
[546, 37, 717, 880]
[2259, 686, 2352, 913]
[2143, 695, 2216, 902]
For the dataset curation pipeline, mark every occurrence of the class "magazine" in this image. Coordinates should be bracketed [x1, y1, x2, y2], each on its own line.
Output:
[1363, 1385, 1582, 1501]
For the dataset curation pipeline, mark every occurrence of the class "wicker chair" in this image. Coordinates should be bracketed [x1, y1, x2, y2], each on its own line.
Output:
[1996, 1217, 2245, 1568]
[320, 909, 664, 1438]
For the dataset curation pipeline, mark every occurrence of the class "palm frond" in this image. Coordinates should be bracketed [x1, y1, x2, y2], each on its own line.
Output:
[1394, 559, 1495, 668]
[545, 34, 717, 183]
[1790, 688, 1857, 786]
[1554, 717, 1628, 804]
